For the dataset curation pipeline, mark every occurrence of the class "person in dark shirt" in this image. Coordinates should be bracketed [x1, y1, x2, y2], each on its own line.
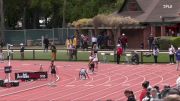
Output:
[124, 90, 136, 101]
[148, 34, 154, 50]
[43, 38, 49, 52]
[20, 43, 25, 60]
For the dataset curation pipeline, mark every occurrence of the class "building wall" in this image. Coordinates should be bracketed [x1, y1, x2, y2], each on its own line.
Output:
[122, 29, 144, 49]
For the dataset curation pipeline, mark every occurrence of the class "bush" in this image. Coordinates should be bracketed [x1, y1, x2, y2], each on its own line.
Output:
[159, 36, 180, 50]
[171, 37, 180, 49]
[158, 37, 171, 50]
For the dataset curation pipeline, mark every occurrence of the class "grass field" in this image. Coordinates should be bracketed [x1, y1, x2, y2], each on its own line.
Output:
[2, 49, 173, 63]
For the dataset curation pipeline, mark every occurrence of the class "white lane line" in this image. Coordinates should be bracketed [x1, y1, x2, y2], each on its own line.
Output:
[72, 66, 170, 101]
[96, 65, 176, 101]
[26, 65, 151, 101]
[28, 65, 155, 101]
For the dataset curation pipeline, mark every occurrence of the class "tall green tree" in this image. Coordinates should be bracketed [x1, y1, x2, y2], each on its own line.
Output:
[3, 0, 124, 29]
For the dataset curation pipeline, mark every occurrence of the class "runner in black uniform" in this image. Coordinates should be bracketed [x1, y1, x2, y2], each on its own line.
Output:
[49, 60, 57, 86]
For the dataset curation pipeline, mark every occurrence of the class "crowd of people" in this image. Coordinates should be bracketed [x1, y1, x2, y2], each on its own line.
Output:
[125, 80, 180, 101]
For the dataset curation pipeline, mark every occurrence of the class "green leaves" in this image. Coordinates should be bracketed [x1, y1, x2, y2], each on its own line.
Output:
[4, 0, 124, 28]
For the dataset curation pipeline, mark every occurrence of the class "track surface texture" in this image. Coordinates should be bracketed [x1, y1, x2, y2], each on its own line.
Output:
[0, 60, 178, 101]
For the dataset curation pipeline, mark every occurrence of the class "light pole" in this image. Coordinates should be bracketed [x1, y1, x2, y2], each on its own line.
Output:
[62, 0, 66, 28]
[0, 0, 4, 40]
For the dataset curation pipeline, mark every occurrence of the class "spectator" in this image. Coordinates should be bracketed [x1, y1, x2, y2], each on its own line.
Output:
[116, 44, 123, 64]
[72, 35, 77, 48]
[0, 40, 4, 48]
[164, 94, 180, 101]
[168, 44, 176, 64]
[0, 48, 4, 62]
[43, 37, 49, 52]
[161, 85, 171, 98]
[140, 42, 144, 49]
[97, 34, 103, 49]
[20, 43, 25, 60]
[65, 37, 71, 54]
[69, 44, 77, 61]
[152, 38, 160, 49]
[144, 81, 152, 91]
[82, 34, 89, 49]
[154, 85, 161, 99]
[153, 46, 159, 64]
[142, 91, 151, 101]
[148, 34, 154, 50]
[150, 88, 161, 101]
[176, 47, 180, 71]
[124, 90, 136, 101]
[120, 33, 128, 52]
[50, 43, 57, 61]
[139, 82, 149, 101]
[91, 34, 97, 48]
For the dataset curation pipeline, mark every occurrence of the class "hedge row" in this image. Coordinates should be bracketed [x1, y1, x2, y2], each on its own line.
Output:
[158, 36, 180, 50]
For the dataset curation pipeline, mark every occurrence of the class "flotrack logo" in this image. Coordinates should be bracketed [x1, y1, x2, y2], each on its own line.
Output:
[17, 73, 29, 79]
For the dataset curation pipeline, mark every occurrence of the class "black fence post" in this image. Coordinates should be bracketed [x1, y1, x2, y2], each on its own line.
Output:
[11, 50, 13, 60]
[33, 50, 35, 60]
[141, 51, 143, 64]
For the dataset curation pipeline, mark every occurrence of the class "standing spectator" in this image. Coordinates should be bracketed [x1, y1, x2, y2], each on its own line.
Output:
[0, 40, 4, 48]
[140, 42, 144, 49]
[148, 34, 154, 50]
[176, 47, 180, 71]
[69, 44, 77, 61]
[121, 33, 128, 52]
[91, 34, 97, 48]
[97, 34, 103, 49]
[20, 43, 25, 60]
[153, 46, 159, 64]
[43, 37, 49, 52]
[168, 44, 176, 64]
[50, 43, 57, 61]
[116, 44, 123, 64]
[0, 48, 4, 62]
[152, 38, 160, 49]
[65, 37, 71, 54]
[72, 35, 77, 48]
[81, 34, 88, 49]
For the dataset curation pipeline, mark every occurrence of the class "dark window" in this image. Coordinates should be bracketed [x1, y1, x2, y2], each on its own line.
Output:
[128, 3, 138, 11]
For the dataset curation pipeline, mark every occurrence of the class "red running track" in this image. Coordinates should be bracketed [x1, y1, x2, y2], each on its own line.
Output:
[0, 60, 179, 101]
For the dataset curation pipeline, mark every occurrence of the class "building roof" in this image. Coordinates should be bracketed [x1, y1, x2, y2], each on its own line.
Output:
[117, 0, 180, 23]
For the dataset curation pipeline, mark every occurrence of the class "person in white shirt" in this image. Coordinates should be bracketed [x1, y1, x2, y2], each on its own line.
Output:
[169, 44, 176, 64]
[91, 35, 97, 48]
[153, 46, 159, 63]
